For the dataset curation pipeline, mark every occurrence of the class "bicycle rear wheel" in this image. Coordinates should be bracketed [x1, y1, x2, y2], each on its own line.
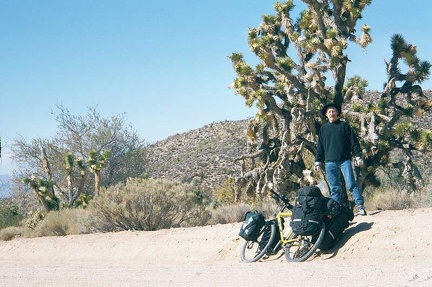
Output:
[240, 221, 277, 263]
[284, 220, 325, 262]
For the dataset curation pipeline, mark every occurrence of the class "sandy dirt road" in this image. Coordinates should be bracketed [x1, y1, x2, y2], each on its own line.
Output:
[1, 208, 431, 287]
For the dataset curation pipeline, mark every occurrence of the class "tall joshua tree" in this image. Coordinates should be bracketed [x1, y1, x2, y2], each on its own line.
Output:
[230, 1, 432, 201]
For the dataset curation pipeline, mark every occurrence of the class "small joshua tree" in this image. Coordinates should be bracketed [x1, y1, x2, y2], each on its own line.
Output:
[88, 149, 111, 196]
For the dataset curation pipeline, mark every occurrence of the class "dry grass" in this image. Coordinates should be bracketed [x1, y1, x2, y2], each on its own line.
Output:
[32, 208, 91, 237]
[0, 208, 91, 241]
[209, 198, 278, 225]
[0, 226, 29, 241]
[367, 183, 432, 211]
[209, 203, 250, 224]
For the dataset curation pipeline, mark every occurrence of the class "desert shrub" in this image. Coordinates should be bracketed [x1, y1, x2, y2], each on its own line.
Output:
[0, 199, 23, 229]
[370, 187, 431, 210]
[367, 188, 414, 210]
[210, 203, 251, 224]
[259, 199, 279, 217]
[24, 209, 46, 230]
[86, 178, 212, 232]
[213, 178, 236, 207]
[32, 208, 91, 237]
[210, 198, 278, 225]
[364, 163, 432, 210]
[416, 185, 432, 208]
[0, 226, 29, 241]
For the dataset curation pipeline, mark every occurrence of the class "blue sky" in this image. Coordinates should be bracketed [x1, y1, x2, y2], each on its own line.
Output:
[1, 0, 432, 175]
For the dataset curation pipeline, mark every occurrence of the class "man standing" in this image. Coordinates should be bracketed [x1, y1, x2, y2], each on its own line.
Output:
[314, 103, 367, 216]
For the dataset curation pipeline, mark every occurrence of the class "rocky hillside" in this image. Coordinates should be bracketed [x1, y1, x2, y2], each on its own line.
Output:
[145, 119, 250, 189]
[144, 91, 432, 191]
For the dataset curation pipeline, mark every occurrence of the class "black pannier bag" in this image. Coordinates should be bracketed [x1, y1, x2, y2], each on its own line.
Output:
[261, 219, 281, 251]
[319, 206, 354, 250]
[239, 211, 265, 241]
[322, 197, 341, 217]
[290, 186, 325, 236]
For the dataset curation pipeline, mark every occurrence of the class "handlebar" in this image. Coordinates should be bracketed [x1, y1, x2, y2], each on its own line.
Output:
[270, 189, 293, 210]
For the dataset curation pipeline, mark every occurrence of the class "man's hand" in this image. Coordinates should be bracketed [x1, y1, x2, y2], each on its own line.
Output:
[313, 162, 320, 172]
[354, 157, 364, 167]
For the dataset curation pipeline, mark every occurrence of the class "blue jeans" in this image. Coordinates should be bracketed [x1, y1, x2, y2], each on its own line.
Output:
[325, 159, 364, 206]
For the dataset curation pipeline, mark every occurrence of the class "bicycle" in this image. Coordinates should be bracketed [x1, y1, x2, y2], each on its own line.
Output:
[240, 189, 326, 263]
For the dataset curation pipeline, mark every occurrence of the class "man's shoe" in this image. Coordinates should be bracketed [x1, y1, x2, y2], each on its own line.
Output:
[357, 206, 367, 216]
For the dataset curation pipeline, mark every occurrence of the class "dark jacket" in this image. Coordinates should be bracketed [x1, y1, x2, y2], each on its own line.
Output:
[315, 119, 361, 162]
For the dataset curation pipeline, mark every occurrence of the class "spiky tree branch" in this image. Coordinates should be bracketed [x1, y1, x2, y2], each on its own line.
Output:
[230, 1, 431, 201]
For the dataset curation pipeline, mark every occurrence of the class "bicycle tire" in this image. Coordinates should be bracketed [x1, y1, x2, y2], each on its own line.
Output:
[240, 221, 277, 263]
[284, 220, 325, 262]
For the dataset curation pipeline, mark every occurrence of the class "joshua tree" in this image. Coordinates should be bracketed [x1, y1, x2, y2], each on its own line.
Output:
[354, 34, 432, 193]
[12, 106, 146, 208]
[63, 152, 87, 207]
[22, 147, 60, 211]
[230, 1, 431, 201]
[22, 175, 59, 211]
[88, 149, 111, 196]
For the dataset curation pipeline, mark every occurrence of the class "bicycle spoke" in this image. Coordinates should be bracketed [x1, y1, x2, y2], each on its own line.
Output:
[284, 221, 326, 262]
[240, 222, 277, 263]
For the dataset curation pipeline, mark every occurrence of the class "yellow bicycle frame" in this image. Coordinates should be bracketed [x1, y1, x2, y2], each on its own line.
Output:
[276, 210, 299, 246]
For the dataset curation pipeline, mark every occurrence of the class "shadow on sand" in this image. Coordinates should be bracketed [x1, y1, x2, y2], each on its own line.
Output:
[261, 212, 380, 262]
[318, 220, 374, 259]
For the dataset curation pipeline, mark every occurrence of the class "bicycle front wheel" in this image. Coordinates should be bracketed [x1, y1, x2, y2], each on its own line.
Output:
[284, 221, 325, 262]
[240, 221, 277, 263]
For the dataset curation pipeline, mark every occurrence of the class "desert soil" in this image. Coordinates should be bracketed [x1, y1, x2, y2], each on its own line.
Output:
[1, 208, 432, 287]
